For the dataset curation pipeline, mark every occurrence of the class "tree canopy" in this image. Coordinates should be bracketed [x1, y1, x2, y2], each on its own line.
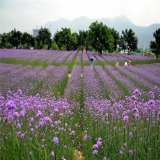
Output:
[21, 32, 34, 48]
[87, 21, 114, 54]
[53, 28, 77, 51]
[7, 28, 22, 48]
[110, 28, 120, 52]
[120, 29, 138, 55]
[150, 28, 160, 60]
[36, 27, 52, 49]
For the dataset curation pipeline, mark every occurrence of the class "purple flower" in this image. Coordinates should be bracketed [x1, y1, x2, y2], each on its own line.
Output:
[123, 116, 129, 122]
[120, 151, 123, 155]
[140, 138, 142, 141]
[69, 131, 75, 136]
[52, 137, 58, 144]
[103, 157, 106, 160]
[29, 152, 32, 156]
[135, 113, 140, 119]
[146, 118, 149, 122]
[129, 150, 133, 155]
[21, 134, 25, 139]
[30, 128, 34, 132]
[129, 132, 133, 138]
[97, 140, 102, 146]
[92, 149, 98, 155]
[124, 143, 127, 147]
[83, 134, 87, 140]
[93, 144, 98, 149]
[50, 151, 54, 156]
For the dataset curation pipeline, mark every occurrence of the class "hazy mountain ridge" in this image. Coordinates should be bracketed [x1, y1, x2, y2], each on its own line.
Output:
[31, 15, 160, 49]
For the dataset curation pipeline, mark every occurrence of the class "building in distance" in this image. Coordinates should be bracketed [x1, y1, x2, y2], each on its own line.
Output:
[33, 29, 39, 37]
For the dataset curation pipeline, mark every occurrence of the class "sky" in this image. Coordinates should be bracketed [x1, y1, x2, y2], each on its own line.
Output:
[0, 0, 160, 33]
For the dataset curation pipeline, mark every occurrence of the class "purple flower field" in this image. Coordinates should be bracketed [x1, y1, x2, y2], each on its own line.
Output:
[0, 49, 160, 159]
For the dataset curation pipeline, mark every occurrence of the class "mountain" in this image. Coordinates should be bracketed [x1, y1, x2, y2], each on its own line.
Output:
[34, 15, 160, 49]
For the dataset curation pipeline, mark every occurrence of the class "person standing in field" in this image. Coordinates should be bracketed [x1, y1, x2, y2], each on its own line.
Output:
[124, 61, 128, 66]
[128, 61, 131, 66]
[116, 60, 119, 66]
[90, 58, 94, 67]
[37, 49, 39, 54]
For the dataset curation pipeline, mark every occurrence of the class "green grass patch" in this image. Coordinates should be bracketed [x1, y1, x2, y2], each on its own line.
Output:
[0, 58, 49, 68]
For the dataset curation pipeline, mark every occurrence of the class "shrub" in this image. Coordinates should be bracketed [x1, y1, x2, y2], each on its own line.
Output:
[77, 45, 84, 52]
[50, 42, 59, 50]
[61, 45, 67, 51]
[42, 44, 48, 50]
[4, 43, 13, 49]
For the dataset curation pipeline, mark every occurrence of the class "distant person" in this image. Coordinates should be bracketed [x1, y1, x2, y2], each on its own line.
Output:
[90, 58, 94, 67]
[124, 61, 128, 66]
[128, 61, 131, 66]
[116, 60, 119, 66]
[37, 49, 39, 54]
[94, 55, 97, 60]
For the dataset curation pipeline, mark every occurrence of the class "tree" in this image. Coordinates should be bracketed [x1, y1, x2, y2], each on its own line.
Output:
[70, 32, 77, 51]
[8, 28, 22, 48]
[150, 28, 160, 60]
[50, 42, 59, 50]
[21, 32, 35, 48]
[87, 21, 114, 54]
[36, 27, 52, 49]
[59, 28, 72, 51]
[120, 29, 138, 55]
[0, 33, 7, 48]
[136, 48, 141, 53]
[110, 28, 120, 52]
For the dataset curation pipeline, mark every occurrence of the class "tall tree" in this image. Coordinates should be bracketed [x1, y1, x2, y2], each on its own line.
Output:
[53, 31, 61, 48]
[150, 28, 160, 60]
[110, 28, 120, 52]
[36, 27, 52, 49]
[21, 32, 34, 48]
[87, 21, 114, 54]
[70, 32, 77, 51]
[120, 29, 138, 55]
[8, 28, 22, 49]
[0, 33, 7, 48]
[58, 28, 74, 51]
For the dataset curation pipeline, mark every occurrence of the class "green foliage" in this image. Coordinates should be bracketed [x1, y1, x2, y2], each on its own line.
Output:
[21, 32, 34, 48]
[0, 33, 8, 48]
[117, 47, 121, 52]
[144, 53, 154, 57]
[4, 42, 13, 49]
[150, 28, 160, 59]
[7, 28, 22, 48]
[53, 31, 61, 48]
[120, 28, 138, 55]
[129, 51, 135, 55]
[61, 45, 67, 51]
[21, 44, 29, 49]
[42, 44, 48, 50]
[110, 28, 120, 51]
[53, 28, 77, 51]
[50, 42, 59, 50]
[87, 21, 114, 54]
[70, 32, 77, 50]
[77, 45, 84, 52]
[136, 48, 141, 53]
[36, 27, 52, 49]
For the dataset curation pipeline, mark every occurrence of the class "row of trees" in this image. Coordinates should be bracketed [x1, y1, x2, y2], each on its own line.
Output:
[0, 21, 159, 58]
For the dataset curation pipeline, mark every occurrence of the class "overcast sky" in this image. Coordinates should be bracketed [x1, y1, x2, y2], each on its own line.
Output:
[0, 0, 160, 33]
